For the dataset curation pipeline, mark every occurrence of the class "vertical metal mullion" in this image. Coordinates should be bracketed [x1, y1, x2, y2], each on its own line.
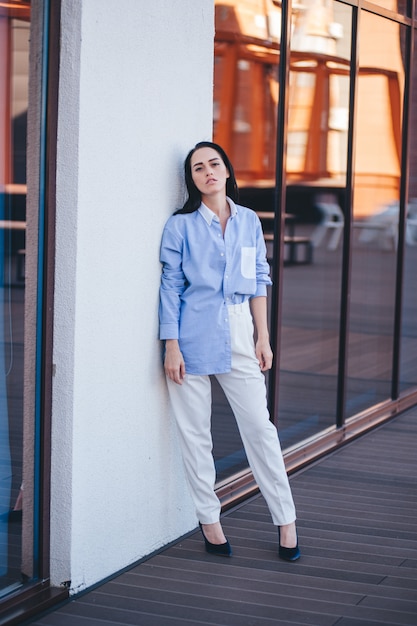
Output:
[391, 20, 414, 399]
[268, 0, 292, 425]
[33, 0, 50, 576]
[335, 4, 361, 429]
[34, 0, 60, 581]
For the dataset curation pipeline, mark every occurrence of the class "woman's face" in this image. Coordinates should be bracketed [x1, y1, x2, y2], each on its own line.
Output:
[190, 147, 230, 197]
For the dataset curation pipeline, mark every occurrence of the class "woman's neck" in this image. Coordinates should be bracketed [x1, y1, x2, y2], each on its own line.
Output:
[202, 193, 230, 234]
[201, 192, 229, 218]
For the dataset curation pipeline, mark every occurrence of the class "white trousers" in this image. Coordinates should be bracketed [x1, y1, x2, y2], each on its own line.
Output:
[167, 301, 296, 526]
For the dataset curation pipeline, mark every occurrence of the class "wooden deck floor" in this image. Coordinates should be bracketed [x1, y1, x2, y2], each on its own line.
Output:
[26, 407, 417, 626]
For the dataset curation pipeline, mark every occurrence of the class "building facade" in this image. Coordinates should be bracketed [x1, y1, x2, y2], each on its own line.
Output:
[0, 0, 416, 621]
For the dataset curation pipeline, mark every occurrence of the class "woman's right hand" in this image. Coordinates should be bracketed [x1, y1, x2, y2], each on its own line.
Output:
[164, 339, 186, 384]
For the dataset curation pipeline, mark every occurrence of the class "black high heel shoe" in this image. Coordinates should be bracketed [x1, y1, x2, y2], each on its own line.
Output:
[199, 522, 233, 557]
[278, 527, 300, 562]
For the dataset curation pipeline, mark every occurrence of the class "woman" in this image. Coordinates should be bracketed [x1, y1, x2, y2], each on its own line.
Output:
[159, 141, 300, 561]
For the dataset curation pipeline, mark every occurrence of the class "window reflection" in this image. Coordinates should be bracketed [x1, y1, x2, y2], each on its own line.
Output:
[212, 0, 282, 479]
[211, 0, 412, 477]
[0, 1, 30, 597]
[365, 0, 409, 16]
[346, 12, 405, 416]
[212, 0, 354, 464]
[400, 36, 417, 392]
[287, 0, 350, 186]
[214, 2, 280, 184]
[277, 2, 352, 448]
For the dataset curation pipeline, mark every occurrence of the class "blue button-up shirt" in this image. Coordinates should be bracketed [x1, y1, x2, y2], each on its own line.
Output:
[159, 197, 272, 375]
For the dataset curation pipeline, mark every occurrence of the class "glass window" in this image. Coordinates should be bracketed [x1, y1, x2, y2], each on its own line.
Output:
[365, 0, 410, 17]
[0, 1, 31, 598]
[346, 12, 405, 416]
[400, 29, 417, 393]
[212, 0, 280, 480]
[277, 1, 352, 448]
[287, 21, 351, 188]
[211, 0, 414, 481]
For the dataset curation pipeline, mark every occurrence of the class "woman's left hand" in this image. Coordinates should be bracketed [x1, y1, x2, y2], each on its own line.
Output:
[255, 338, 273, 371]
[249, 297, 273, 371]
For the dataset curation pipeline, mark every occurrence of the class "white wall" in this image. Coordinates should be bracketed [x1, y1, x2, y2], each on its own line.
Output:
[51, 0, 214, 592]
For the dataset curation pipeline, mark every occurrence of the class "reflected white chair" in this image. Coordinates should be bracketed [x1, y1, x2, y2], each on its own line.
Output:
[311, 201, 344, 250]
[356, 200, 417, 247]
[354, 202, 399, 250]
[406, 199, 417, 245]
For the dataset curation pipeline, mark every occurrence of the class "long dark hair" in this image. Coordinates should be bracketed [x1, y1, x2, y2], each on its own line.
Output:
[174, 141, 239, 215]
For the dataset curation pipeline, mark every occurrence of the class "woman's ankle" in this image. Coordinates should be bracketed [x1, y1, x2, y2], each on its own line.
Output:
[201, 521, 227, 544]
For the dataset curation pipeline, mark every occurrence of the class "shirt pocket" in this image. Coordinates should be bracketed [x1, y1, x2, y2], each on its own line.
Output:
[241, 246, 256, 279]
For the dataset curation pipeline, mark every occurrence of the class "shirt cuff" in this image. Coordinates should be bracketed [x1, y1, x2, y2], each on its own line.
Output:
[159, 323, 179, 340]
[252, 284, 268, 298]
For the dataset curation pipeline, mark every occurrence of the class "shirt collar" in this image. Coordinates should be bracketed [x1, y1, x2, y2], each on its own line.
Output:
[198, 197, 238, 225]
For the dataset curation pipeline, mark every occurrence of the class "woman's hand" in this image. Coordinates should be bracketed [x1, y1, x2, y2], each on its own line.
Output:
[250, 296, 273, 371]
[255, 337, 273, 371]
[164, 339, 186, 384]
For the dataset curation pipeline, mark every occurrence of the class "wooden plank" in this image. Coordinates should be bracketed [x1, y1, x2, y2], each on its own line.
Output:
[28, 408, 417, 626]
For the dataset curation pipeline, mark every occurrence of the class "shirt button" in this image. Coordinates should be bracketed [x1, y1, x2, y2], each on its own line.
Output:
[220, 253, 224, 257]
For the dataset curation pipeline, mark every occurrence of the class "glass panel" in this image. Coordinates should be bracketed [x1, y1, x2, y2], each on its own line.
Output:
[365, 0, 410, 17]
[400, 30, 417, 392]
[346, 12, 405, 416]
[212, 0, 280, 481]
[277, 1, 352, 449]
[0, 1, 31, 597]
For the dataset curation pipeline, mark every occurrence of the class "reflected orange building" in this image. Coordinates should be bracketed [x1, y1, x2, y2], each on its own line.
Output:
[214, 0, 405, 217]
[214, 0, 280, 185]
